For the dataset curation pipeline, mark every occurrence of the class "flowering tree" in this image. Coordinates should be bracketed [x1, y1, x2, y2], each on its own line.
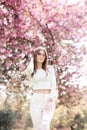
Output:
[0, 0, 87, 107]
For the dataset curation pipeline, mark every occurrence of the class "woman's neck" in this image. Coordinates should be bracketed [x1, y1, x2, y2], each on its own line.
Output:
[37, 63, 42, 69]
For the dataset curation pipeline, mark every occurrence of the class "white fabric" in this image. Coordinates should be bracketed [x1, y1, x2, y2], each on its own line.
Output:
[30, 93, 55, 130]
[25, 63, 57, 98]
[32, 68, 51, 90]
[24, 62, 58, 130]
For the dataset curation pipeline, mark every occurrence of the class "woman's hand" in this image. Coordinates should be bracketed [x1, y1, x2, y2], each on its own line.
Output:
[43, 97, 54, 112]
[48, 96, 54, 102]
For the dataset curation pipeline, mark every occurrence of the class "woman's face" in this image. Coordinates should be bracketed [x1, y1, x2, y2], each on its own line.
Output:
[36, 50, 46, 64]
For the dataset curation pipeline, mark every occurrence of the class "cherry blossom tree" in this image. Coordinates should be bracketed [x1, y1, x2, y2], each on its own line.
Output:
[0, 0, 87, 107]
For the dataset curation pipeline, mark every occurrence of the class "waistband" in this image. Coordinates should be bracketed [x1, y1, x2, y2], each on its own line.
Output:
[33, 89, 51, 94]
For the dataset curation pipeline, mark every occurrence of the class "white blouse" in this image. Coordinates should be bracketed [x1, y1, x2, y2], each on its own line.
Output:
[24, 63, 57, 98]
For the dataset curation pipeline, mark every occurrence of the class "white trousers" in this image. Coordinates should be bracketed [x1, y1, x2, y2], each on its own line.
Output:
[30, 93, 55, 130]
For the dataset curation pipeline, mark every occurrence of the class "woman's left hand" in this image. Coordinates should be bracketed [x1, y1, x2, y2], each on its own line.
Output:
[48, 97, 54, 102]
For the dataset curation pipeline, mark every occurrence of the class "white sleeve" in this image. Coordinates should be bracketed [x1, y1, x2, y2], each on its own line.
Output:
[49, 66, 58, 99]
[21, 58, 34, 89]
[22, 58, 34, 78]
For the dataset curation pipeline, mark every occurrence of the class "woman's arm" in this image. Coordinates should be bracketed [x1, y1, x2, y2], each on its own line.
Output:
[20, 58, 34, 91]
[49, 66, 58, 100]
[21, 58, 34, 78]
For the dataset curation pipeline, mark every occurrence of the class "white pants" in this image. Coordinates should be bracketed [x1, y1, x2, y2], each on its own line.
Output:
[30, 93, 55, 130]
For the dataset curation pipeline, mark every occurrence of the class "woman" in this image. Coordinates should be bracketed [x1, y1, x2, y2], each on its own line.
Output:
[24, 46, 57, 130]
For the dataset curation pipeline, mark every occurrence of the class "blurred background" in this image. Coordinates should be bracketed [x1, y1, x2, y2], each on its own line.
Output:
[0, 0, 87, 130]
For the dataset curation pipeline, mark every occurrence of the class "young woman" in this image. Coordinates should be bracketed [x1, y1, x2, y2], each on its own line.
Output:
[24, 46, 57, 130]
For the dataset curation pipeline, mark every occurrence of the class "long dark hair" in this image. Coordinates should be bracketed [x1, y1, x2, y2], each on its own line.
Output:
[31, 47, 48, 76]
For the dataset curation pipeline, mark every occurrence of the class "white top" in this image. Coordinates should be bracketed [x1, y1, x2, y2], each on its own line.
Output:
[32, 66, 56, 90]
[23, 63, 57, 98]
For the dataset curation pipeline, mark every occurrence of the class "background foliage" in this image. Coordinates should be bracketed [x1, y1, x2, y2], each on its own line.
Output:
[0, 0, 87, 129]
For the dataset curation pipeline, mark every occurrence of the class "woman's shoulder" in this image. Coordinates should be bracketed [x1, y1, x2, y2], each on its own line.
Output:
[47, 65, 54, 71]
